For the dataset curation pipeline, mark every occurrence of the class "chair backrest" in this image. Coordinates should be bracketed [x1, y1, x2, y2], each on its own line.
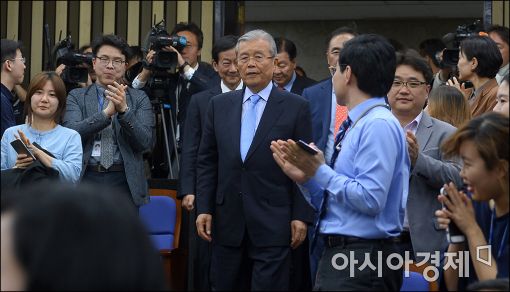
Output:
[401, 271, 429, 291]
[139, 195, 176, 250]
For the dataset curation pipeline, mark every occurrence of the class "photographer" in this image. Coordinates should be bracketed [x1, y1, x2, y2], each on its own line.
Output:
[131, 22, 218, 148]
[435, 112, 509, 290]
[54, 43, 94, 94]
[447, 36, 502, 117]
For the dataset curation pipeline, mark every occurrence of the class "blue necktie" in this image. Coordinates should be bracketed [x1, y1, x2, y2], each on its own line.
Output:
[329, 117, 352, 167]
[240, 94, 261, 161]
[311, 117, 352, 249]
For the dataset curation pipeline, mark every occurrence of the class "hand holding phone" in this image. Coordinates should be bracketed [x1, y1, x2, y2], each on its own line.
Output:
[11, 138, 36, 160]
[297, 140, 318, 155]
[440, 186, 466, 243]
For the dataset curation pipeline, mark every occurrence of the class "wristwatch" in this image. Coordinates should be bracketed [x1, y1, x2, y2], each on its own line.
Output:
[179, 62, 190, 72]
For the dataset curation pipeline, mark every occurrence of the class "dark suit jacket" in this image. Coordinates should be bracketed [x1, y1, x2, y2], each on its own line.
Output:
[177, 62, 220, 130]
[63, 84, 155, 206]
[290, 75, 316, 95]
[196, 85, 314, 247]
[179, 84, 222, 198]
[301, 78, 332, 152]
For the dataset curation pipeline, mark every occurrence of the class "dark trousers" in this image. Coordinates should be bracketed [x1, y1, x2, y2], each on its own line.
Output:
[290, 237, 312, 291]
[314, 236, 403, 291]
[82, 170, 137, 212]
[210, 234, 291, 291]
[186, 208, 212, 291]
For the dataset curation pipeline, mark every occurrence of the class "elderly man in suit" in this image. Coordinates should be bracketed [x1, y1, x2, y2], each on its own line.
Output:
[63, 34, 154, 209]
[273, 37, 316, 95]
[387, 51, 462, 263]
[195, 29, 313, 290]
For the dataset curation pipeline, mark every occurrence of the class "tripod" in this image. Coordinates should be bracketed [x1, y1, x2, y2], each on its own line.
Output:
[153, 99, 179, 179]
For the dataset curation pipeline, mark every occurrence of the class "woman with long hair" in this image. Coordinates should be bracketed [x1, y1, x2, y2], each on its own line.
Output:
[1, 71, 82, 183]
[426, 84, 471, 128]
[435, 112, 509, 290]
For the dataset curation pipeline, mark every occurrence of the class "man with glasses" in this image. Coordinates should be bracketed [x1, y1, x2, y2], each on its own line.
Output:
[1, 39, 26, 137]
[299, 26, 357, 285]
[273, 37, 316, 95]
[63, 34, 155, 210]
[195, 29, 313, 290]
[387, 52, 461, 265]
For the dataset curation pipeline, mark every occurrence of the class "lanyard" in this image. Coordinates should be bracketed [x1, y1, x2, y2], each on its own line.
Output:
[489, 209, 509, 259]
[96, 87, 105, 112]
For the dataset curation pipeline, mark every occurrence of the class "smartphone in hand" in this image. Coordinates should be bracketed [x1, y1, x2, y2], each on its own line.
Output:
[10, 138, 36, 160]
[297, 140, 318, 155]
[440, 187, 466, 243]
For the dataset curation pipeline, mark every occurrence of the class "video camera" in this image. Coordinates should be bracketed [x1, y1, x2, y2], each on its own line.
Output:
[441, 19, 484, 67]
[145, 19, 187, 71]
[52, 35, 93, 83]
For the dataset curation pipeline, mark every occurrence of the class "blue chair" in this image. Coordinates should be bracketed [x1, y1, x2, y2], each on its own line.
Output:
[139, 195, 177, 250]
[401, 271, 429, 291]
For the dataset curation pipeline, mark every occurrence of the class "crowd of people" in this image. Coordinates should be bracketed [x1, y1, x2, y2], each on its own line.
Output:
[1, 20, 509, 290]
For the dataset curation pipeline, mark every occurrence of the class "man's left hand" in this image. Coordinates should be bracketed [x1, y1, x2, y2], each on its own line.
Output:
[290, 220, 307, 249]
[163, 45, 186, 68]
[280, 140, 324, 179]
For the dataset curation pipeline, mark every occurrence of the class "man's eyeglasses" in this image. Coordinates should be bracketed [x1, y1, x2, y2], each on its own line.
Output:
[9, 57, 26, 64]
[237, 54, 273, 65]
[329, 64, 348, 75]
[95, 56, 126, 68]
[392, 80, 428, 89]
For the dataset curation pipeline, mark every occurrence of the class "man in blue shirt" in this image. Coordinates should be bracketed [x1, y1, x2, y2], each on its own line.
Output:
[271, 34, 410, 290]
[1, 39, 26, 137]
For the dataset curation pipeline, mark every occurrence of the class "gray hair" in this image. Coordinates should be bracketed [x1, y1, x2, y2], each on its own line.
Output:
[235, 29, 277, 58]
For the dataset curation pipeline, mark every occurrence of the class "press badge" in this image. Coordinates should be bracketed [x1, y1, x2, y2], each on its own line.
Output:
[92, 140, 101, 157]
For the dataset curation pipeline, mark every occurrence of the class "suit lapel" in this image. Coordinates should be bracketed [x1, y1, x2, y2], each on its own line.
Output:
[85, 84, 99, 116]
[244, 87, 284, 162]
[415, 112, 433, 152]
[229, 89, 244, 164]
[322, 79, 333, 140]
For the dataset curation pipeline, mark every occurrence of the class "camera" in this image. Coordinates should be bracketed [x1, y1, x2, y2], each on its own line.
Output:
[145, 20, 187, 71]
[441, 19, 484, 67]
[52, 35, 93, 83]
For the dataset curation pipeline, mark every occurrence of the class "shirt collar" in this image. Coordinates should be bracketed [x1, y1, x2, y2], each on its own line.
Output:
[403, 111, 423, 134]
[221, 79, 244, 93]
[348, 97, 387, 123]
[273, 71, 297, 91]
[243, 81, 272, 104]
[0, 83, 14, 101]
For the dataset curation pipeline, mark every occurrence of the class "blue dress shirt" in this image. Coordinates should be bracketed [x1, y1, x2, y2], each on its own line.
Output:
[301, 97, 410, 239]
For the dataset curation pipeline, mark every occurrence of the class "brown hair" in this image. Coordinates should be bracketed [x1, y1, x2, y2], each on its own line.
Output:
[442, 112, 509, 172]
[427, 85, 471, 128]
[24, 71, 67, 124]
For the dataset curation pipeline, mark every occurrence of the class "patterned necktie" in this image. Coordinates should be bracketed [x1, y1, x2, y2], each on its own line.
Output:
[99, 87, 114, 169]
[311, 117, 352, 248]
[240, 94, 261, 161]
[334, 105, 348, 135]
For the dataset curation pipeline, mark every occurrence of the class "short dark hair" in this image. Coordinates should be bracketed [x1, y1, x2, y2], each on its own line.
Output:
[91, 34, 130, 60]
[78, 44, 91, 54]
[395, 51, 434, 84]
[128, 45, 143, 61]
[212, 35, 238, 63]
[460, 36, 502, 78]
[419, 38, 446, 67]
[171, 22, 204, 49]
[325, 26, 358, 48]
[1, 39, 23, 64]
[24, 72, 68, 124]
[487, 25, 509, 46]
[339, 34, 396, 97]
[274, 37, 297, 60]
[1, 183, 166, 290]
